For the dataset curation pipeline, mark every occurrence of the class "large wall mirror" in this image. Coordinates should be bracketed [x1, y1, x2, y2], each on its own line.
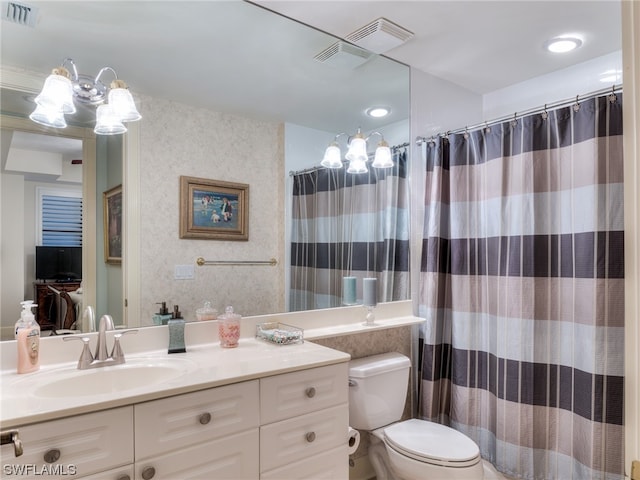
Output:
[0, 1, 410, 338]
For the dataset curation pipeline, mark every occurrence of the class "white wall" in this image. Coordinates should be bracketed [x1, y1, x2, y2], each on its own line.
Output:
[1, 172, 25, 338]
[483, 51, 623, 120]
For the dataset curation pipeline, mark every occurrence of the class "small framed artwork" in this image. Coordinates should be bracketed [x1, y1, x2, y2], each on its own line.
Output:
[103, 184, 122, 264]
[179, 176, 249, 241]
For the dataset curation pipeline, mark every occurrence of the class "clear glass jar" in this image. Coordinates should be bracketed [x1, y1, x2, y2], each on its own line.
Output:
[218, 306, 240, 348]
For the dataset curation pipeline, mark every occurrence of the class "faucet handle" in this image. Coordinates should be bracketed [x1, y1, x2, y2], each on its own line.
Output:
[111, 330, 138, 363]
[63, 336, 94, 369]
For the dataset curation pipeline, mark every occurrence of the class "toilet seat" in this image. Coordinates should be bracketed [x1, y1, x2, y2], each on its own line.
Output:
[383, 419, 481, 468]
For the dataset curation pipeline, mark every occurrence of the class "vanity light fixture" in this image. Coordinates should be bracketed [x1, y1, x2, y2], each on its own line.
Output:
[321, 129, 393, 174]
[29, 58, 141, 135]
[545, 35, 583, 54]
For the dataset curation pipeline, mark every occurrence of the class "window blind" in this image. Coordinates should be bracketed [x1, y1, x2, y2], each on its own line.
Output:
[41, 194, 83, 246]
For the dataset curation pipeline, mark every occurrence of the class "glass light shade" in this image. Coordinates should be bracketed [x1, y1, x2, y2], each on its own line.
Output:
[372, 143, 393, 168]
[347, 157, 368, 174]
[345, 136, 368, 164]
[94, 104, 127, 135]
[108, 87, 142, 122]
[321, 143, 343, 168]
[34, 74, 76, 114]
[29, 104, 67, 128]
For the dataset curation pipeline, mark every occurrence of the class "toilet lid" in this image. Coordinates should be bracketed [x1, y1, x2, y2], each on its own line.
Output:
[384, 419, 480, 466]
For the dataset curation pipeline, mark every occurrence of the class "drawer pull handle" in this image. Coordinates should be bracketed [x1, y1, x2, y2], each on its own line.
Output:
[117, 475, 131, 480]
[43, 448, 61, 464]
[142, 466, 156, 480]
[305, 387, 316, 398]
[306, 431, 316, 443]
[199, 412, 212, 425]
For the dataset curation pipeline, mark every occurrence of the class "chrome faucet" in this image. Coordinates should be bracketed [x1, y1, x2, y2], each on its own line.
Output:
[64, 315, 138, 370]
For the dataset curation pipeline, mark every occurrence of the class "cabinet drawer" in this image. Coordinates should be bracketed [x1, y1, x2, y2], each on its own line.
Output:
[77, 464, 134, 480]
[259, 403, 348, 472]
[134, 380, 259, 460]
[135, 429, 259, 480]
[260, 445, 348, 480]
[260, 363, 348, 424]
[0, 407, 133, 480]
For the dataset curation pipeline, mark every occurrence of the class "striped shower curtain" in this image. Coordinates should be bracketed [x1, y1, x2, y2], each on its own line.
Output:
[290, 150, 410, 311]
[419, 92, 624, 479]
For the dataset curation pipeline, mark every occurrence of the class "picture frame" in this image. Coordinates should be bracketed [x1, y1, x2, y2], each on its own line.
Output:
[103, 184, 123, 264]
[179, 176, 249, 241]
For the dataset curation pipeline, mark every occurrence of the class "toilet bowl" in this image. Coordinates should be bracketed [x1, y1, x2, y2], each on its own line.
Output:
[348, 353, 483, 480]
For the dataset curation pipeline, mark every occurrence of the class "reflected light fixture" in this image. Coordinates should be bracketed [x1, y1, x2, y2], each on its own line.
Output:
[545, 35, 583, 54]
[366, 106, 390, 118]
[29, 58, 141, 135]
[321, 128, 394, 174]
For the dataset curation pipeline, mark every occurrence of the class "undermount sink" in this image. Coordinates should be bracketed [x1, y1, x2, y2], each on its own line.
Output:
[33, 358, 195, 398]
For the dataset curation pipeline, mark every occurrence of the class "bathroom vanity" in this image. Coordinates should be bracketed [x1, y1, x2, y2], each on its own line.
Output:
[0, 338, 350, 479]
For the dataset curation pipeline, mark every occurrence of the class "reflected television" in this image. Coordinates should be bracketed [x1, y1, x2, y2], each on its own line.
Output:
[35, 246, 82, 281]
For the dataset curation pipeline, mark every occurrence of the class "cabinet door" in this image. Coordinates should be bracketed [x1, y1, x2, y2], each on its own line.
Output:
[0, 407, 133, 480]
[134, 380, 259, 461]
[260, 363, 348, 424]
[135, 429, 259, 480]
[260, 403, 348, 473]
[260, 446, 348, 480]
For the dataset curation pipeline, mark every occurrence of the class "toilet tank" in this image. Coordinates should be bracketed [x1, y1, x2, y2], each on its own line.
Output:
[348, 352, 411, 430]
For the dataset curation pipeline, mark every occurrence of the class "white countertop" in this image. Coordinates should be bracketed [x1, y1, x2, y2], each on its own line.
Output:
[0, 300, 423, 429]
[0, 339, 349, 429]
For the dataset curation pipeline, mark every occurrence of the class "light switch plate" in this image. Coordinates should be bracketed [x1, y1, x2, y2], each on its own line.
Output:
[174, 264, 195, 280]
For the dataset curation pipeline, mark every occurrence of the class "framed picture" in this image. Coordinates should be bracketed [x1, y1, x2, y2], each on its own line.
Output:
[179, 176, 249, 241]
[103, 185, 122, 264]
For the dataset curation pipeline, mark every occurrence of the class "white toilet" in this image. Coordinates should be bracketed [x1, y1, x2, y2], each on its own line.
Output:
[348, 352, 484, 480]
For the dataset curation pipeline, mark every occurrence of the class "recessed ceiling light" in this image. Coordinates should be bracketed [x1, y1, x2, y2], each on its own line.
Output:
[545, 36, 583, 54]
[366, 106, 390, 118]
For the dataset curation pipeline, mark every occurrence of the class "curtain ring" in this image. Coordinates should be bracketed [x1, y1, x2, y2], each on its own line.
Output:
[541, 104, 548, 120]
[510, 112, 518, 128]
[463, 127, 469, 139]
[573, 94, 580, 112]
[484, 121, 490, 134]
[608, 85, 617, 103]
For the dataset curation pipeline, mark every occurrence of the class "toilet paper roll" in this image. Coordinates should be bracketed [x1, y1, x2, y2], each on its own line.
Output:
[347, 426, 361, 455]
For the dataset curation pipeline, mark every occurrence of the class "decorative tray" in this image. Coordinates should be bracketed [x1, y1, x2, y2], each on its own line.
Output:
[256, 322, 304, 345]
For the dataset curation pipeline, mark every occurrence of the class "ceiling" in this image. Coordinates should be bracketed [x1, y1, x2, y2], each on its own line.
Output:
[0, 1, 622, 158]
[258, 0, 622, 95]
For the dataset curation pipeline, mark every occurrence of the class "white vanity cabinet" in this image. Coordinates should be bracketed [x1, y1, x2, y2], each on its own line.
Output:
[0, 407, 133, 480]
[1, 358, 349, 480]
[133, 380, 260, 480]
[259, 363, 349, 480]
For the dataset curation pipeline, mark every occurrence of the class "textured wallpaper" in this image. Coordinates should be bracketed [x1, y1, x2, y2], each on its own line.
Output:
[137, 95, 285, 324]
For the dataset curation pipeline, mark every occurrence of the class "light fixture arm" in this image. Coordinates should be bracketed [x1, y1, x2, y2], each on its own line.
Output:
[366, 131, 385, 143]
[94, 66, 118, 86]
[60, 58, 78, 81]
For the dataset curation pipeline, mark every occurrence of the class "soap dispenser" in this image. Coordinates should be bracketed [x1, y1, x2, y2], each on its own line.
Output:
[15, 301, 40, 374]
[153, 301, 172, 325]
[167, 305, 186, 354]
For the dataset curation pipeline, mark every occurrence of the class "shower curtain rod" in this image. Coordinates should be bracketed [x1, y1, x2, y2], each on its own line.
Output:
[288, 142, 409, 176]
[415, 83, 622, 144]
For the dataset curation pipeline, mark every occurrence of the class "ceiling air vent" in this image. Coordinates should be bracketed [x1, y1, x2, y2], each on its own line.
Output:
[346, 18, 413, 54]
[2, 1, 37, 27]
[314, 41, 373, 69]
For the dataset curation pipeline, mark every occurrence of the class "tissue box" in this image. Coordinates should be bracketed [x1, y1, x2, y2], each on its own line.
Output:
[256, 322, 303, 345]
